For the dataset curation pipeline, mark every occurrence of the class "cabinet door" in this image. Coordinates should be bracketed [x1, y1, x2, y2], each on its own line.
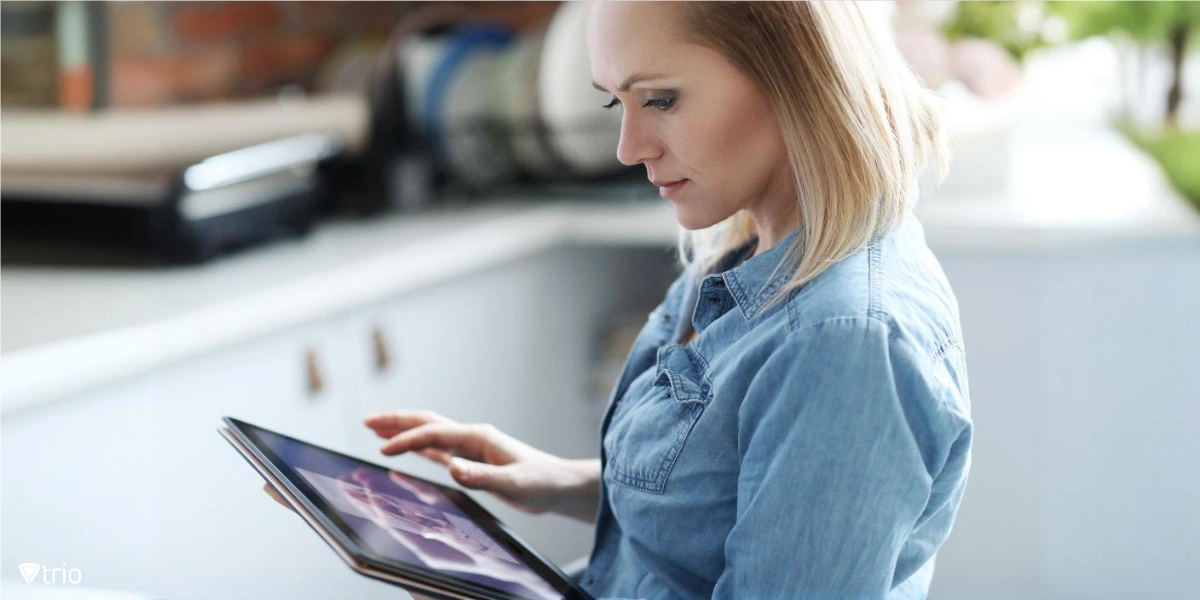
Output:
[144, 314, 383, 599]
[0, 315, 389, 600]
[1, 371, 160, 592]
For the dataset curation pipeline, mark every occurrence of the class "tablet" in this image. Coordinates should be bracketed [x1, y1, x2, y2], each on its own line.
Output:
[219, 416, 593, 600]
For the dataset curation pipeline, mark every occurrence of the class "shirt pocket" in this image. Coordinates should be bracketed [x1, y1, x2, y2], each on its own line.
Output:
[606, 342, 714, 494]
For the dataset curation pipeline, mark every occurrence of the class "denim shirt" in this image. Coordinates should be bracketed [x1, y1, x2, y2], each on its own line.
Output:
[579, 209, 973, 600]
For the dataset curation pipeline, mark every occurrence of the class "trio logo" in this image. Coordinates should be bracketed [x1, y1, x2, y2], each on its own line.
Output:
[18, 562, 82, 584]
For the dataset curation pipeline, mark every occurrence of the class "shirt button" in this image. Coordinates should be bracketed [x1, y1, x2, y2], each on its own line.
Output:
[585, 575, 596, 586]
[708, 296, 720, 304]
[715, 279, 726, 288]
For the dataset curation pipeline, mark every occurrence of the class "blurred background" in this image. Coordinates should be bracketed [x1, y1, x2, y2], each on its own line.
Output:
[1, 1, 1197, 599]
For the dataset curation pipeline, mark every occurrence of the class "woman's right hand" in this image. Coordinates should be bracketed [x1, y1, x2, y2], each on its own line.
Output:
[364, 410, 601, 523]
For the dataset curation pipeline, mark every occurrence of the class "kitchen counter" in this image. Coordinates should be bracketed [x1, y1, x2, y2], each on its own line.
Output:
[0, 195, 679, 413]
[4, 119, 1199, 415]
[1, 197, 677, 354]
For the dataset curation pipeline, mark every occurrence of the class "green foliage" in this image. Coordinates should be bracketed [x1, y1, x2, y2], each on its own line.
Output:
[945, 1, 1200, 59]
[941, 1, 1199, 208]
[1046, 1, 1200, 127]
[942, 0, 1052, 62]
[1125, 126, 1200, 213]
[1045, 1, 1200, 43]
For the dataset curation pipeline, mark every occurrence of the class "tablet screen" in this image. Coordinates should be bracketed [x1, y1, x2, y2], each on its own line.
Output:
[236, 420, 568, 599]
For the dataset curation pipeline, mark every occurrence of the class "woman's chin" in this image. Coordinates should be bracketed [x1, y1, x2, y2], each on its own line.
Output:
[673, 206, 723, 231]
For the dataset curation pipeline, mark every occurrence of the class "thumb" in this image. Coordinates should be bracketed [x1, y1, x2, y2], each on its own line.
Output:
[449, 458, 517, 496]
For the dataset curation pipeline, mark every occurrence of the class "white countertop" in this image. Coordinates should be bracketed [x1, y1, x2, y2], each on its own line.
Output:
[0, 196, 680, 414]
[3, 120, 1199, 415]
[1, 198, 677, 354]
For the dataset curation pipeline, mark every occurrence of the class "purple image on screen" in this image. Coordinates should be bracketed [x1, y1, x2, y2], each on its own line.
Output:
[253, 427, 560, 599]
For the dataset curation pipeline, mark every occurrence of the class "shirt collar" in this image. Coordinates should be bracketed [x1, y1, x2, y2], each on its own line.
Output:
[710, 182, 917, 321]
[714, 226, 804, 322]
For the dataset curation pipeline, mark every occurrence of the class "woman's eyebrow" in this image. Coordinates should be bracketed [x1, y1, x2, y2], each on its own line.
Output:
[592, 73, 669, 93]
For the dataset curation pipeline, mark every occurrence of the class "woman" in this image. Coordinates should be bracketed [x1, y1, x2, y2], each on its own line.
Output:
[273, 2, 972, 598]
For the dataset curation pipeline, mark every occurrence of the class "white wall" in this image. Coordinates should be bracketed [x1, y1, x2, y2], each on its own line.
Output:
[929, 238, 1200, 600]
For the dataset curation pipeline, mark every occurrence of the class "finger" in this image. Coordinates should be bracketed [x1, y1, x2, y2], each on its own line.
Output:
[416, 448, 454, 466]
[380, 423, 479, 457]
[364, 411, 455, 440]
[448, 459, 547, 515]
[364, 410, 450, 433]
[380, 422, 489, 458]
[262, 482, 296, 512]
[448, 458, 519, 499]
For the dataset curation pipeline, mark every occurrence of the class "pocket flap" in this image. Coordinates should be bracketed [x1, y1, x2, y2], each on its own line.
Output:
[653, 343, 712, 403]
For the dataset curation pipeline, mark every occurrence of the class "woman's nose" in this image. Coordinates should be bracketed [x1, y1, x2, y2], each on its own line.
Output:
[615, 113, 660, 167]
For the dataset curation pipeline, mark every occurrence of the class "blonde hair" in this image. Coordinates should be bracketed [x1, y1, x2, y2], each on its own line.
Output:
[675, 0, 950, 315]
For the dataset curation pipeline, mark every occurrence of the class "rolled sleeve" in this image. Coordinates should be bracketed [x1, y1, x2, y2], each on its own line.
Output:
[713, 317, 953, 599]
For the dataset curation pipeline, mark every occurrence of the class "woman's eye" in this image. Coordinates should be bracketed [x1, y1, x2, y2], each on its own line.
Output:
[645, 96, 675, 111]
[600, 95, 675, 111]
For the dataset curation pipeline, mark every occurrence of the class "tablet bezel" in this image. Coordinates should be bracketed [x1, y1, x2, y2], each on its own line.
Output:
[223, 416, 590, 600]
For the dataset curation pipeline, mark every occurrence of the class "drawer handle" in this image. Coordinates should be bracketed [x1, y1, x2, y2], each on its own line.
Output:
[373, 326, 392, 372]
[305, 348, 325, 395]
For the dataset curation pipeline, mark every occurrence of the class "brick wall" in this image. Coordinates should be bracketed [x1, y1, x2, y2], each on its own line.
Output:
[6, 1, 561, 108]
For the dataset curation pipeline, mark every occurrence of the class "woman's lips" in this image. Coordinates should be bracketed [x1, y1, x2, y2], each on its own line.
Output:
[659, 179, 688, 199]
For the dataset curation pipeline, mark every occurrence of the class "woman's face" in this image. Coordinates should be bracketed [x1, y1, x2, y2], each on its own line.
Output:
[586, 1, 795, 233]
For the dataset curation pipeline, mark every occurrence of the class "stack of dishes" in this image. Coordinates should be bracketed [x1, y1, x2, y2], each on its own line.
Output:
[385, 0, 626, 195]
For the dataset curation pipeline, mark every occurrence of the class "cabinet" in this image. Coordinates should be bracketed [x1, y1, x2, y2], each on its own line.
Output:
[1, 315, 378, 599]
[1, 244, 678, 600]
[144, 315, 375, 599]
